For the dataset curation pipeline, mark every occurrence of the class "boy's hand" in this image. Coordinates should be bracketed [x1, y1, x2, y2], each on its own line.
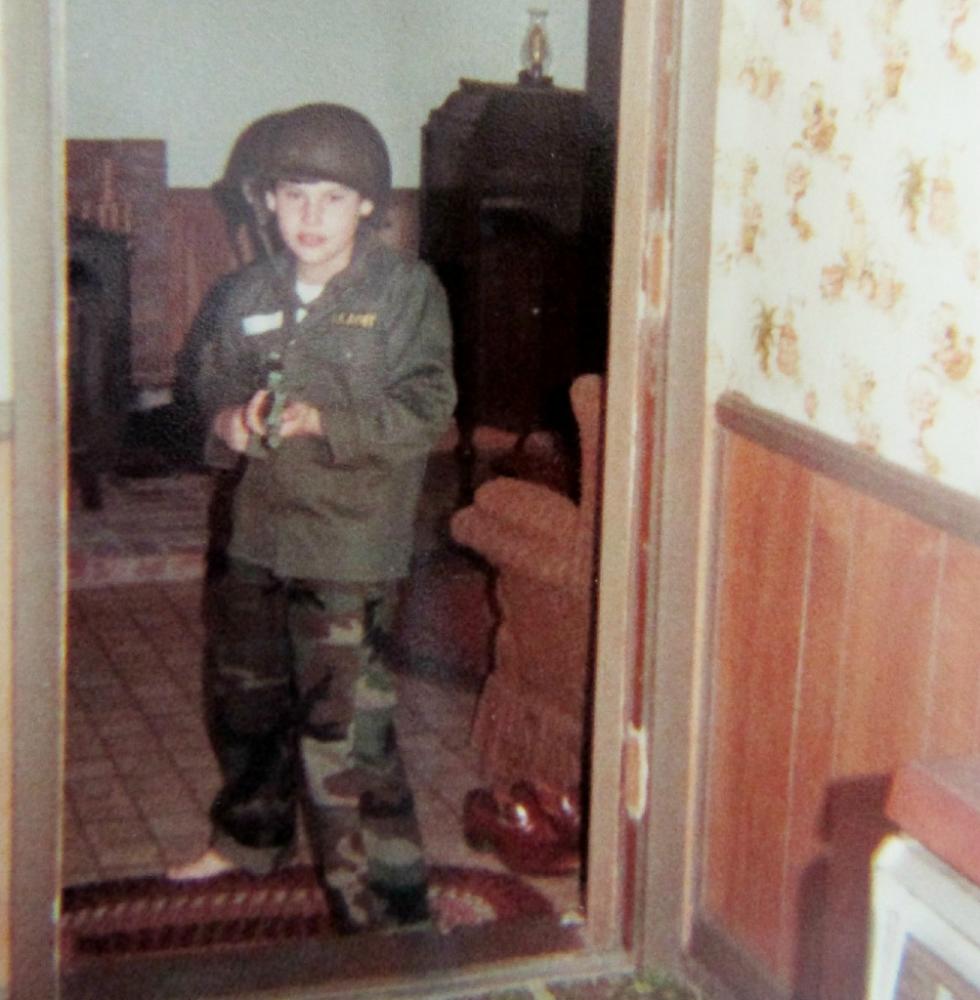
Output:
[241, 390, 322, 441]
[212, 405, 250, 452]
[243, 388, 273, 438]
[278, 400, 323, 439]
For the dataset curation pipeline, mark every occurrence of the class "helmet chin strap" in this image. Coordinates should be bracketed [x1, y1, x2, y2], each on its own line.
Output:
[235, 172, 299, 448]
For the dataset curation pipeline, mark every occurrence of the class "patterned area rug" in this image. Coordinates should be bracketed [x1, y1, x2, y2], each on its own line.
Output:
[69, 472, 213, 588]
[68, 454, 463, 590]
[444, 973, 701, 999]
[61, 864, 554, 962]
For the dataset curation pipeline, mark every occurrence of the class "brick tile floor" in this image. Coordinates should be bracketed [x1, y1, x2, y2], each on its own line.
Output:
[65, 475, 583, 921]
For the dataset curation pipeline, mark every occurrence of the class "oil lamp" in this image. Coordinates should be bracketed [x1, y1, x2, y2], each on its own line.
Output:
[519, 8, 553, 85]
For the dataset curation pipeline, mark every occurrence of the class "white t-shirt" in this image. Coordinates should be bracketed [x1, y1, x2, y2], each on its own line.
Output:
[295, 280, 324, 322]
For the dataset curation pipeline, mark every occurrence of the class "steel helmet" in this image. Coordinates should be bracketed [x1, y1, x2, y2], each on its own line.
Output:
[262, 102, 391, 213]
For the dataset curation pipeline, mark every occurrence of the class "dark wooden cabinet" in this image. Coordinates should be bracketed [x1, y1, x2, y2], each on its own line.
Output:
[66, 140, 168, 386]
[420, 79, 614, 481]
[68, 219, 132, 508]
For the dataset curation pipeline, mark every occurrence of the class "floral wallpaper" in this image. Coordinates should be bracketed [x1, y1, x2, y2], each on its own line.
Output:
[706, 0, 980, 495]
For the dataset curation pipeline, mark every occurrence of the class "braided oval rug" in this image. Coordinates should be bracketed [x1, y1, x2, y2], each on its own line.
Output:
[61, 864, 554, 961]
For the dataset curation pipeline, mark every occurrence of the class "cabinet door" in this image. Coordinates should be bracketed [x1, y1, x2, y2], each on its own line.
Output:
[466, 207, 580, 435]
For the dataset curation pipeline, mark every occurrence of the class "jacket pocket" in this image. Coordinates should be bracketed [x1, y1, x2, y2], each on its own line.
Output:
[292, 327, 386, 410]
[278, 445, 385, 518]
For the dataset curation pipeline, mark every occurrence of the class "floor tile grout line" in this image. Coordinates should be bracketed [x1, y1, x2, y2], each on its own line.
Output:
[65, 467, 582, 909]
[72, 583, 211, 880]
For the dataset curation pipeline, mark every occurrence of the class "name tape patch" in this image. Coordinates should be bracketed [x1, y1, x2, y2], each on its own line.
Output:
[242, 311, 284, 336]
[334, 311, 378, 329]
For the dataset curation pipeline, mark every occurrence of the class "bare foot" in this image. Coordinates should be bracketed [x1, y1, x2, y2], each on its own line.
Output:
[166, 848, 236, 882]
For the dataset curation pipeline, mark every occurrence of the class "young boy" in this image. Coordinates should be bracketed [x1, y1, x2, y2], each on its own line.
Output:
[168, 103, 456, 935]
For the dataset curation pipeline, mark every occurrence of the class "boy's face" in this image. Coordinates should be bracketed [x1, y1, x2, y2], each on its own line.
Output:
[265, 179, 374, 285]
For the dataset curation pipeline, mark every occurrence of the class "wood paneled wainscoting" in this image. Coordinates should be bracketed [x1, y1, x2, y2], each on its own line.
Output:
[164, 188, 242, 379]
[694, 394, 980, 1000]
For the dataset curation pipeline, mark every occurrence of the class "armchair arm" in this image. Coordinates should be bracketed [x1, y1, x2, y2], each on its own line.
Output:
[470, 477, 579, 543]
[450, 502, 592, 590]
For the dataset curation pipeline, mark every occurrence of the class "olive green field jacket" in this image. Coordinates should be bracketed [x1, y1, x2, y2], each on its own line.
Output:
[195, 236, 456, 582]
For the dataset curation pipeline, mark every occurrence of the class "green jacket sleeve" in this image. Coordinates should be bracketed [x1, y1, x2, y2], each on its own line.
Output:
[193, 277, 267, 470]
[319, 267, 456, 467]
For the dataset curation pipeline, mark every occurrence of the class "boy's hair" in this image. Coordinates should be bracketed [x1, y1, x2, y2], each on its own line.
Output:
[262, 103, 391, 216]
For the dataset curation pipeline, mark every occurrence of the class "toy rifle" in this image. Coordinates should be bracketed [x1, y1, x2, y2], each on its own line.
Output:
[260, 350, 287, 450]
[257, 261, 299, 451]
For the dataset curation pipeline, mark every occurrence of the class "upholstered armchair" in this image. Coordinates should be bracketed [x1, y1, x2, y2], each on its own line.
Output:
[449, 374, 603, 794]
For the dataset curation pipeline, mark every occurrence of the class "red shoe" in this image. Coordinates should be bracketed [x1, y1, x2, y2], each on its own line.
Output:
[462, 786, 580, 877]
[509, 781, 581, 847]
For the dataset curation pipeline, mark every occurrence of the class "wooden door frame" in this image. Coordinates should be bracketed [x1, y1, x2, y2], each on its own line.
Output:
[588, 0, 722, 976]
[3, 0, 722, 995]
[4, 0, 68, 997]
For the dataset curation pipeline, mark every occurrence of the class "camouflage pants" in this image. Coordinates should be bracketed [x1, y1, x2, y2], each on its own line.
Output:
[202, 558, 429, 932]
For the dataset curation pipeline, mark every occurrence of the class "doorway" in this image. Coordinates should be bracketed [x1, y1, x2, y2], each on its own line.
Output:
[3, 0, 722, 996]
[62, 4, 605, 987]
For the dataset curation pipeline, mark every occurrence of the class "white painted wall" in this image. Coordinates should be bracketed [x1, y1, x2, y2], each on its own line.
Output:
[0, 68, 12, 403]
[66, 0, 589, 188]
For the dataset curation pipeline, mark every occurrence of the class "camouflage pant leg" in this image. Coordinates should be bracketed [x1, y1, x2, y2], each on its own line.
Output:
[288, 581, 429, 932]
[203, 559, 298, 871]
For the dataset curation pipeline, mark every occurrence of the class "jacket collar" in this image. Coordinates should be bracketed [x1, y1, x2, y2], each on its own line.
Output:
[267, 228, 382, 314]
